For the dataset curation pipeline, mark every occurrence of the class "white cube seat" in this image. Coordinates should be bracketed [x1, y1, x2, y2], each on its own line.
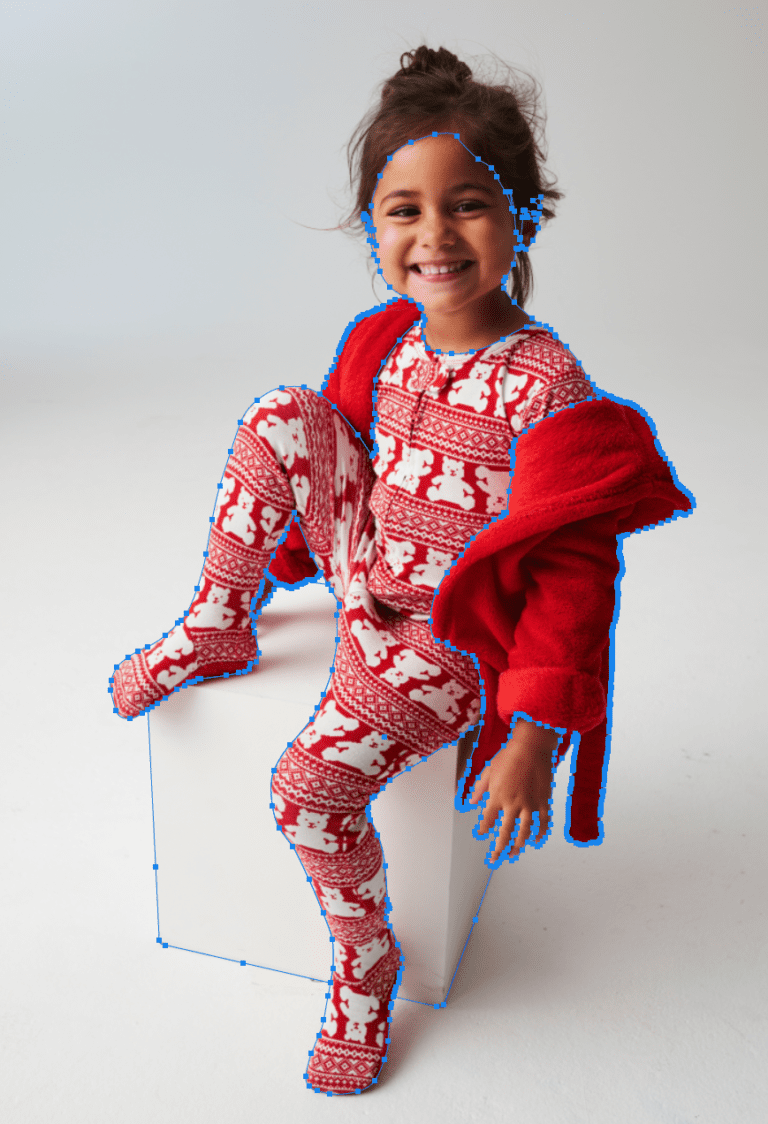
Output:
[147, 581, 492, 1006]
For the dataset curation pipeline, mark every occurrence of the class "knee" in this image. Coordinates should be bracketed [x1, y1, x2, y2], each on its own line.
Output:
[270, 741, 320, 813]
[240, 387, 332, 468]
[241, 386, 326, 430]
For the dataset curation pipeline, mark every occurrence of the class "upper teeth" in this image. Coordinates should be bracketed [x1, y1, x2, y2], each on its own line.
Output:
[419, 262, 468, 275]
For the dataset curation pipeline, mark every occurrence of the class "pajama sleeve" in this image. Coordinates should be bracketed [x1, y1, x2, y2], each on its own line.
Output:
[496, 510, 623, 734]
[502, 330, 596, 436]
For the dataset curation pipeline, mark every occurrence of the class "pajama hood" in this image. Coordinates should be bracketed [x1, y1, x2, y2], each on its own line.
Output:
[269, 299, 694, 846]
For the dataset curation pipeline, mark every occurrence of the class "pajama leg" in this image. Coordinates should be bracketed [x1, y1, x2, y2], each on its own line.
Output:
[111, 387, 373, 717]
[272, 596, 481, 1094]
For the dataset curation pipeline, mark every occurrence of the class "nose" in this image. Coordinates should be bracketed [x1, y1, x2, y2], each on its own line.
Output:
[418, 207, 457, 249]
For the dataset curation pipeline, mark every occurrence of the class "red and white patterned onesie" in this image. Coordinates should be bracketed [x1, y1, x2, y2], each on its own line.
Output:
[111, 320, 595, 1093]
[368, 321, 595, 616]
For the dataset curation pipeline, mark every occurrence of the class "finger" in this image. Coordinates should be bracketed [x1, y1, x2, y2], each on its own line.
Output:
[492, 809, 520, 859]
[511, 811, 533, 854]
[468, 768, 491, 804]
[479, 805, 501, 836]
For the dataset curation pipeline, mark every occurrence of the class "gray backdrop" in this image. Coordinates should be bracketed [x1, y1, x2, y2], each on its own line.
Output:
[1, 3, 766, 1123]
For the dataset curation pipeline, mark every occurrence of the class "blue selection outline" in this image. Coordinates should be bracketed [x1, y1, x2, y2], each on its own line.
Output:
[147, 710, 494, 1009]
[117, 126, 696, 1041]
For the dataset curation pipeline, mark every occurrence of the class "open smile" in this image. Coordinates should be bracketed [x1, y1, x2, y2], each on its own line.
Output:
[409, 260, 474, 282]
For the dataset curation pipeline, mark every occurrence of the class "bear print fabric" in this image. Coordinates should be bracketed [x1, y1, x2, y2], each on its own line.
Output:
[110, 386, 481, 1091]
[110, 325, 593, 1092]
[367, 322, 595, 615]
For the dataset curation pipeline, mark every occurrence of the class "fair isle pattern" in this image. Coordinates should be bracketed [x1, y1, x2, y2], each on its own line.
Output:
[110, 326, 593, 1091]
[111, 389, 300, 717]
[331, 611, 480, 758]
[111, 385, 481, 1090]
[305, 939, 402, 1095]
[367, 323, 595, 615]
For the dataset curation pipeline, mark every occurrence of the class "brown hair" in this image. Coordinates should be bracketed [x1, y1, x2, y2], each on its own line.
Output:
[340, 45, 563, 308]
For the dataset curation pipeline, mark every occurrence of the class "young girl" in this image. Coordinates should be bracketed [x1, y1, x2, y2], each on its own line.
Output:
[110, 46, 692, 1096]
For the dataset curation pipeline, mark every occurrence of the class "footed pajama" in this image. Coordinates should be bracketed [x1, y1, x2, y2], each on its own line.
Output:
[113, 387, 483, 1093]
[111, 324, 601, 1092]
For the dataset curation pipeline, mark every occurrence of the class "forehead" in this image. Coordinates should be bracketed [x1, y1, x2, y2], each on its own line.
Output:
[372, 133, 501, 205]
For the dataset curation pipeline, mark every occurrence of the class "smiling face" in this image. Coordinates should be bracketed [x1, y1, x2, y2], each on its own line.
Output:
[369, 132, 525, 351]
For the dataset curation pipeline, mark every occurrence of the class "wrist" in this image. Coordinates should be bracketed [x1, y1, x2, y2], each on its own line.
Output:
[510, 717, 560, 755]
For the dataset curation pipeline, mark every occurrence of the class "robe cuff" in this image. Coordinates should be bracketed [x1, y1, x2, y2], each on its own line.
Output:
[497, 667, 606, 733]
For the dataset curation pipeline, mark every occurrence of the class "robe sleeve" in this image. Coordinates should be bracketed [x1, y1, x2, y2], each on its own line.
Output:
[496, 510, 624, 734]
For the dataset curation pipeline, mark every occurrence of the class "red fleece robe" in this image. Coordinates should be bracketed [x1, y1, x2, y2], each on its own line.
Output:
[268, 299, 694, 845]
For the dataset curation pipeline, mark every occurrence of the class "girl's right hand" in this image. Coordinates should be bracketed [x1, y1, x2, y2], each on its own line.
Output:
[468, 718, 559, 861]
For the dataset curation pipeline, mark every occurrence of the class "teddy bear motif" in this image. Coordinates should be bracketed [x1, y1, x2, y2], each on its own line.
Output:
[187, 585, 236, 630]
[321, 731, 389, 776]
[330, 500, 355, 584]
[386, 444, 434, 495]
[241, 389, 292, 429]
[498, 367, 533, 417]
[409, 547, 453, 589]
[258, 504, 284, 549]
[446, 360, 496, 412]
[426, 455, 475, 510]
[342, 575, 371, 613]
[298, 699, 360, 747]
[156, 660, 200, 690]
[282, 808, 340, 853]
[339, 986, 381, 1043]
[255, 412, 307, 470]
[463, 698, 481, 728]
[239, 590, 255, 626]
[356, 866, 386, 907]
[221, 489, 257, 545]
[349, 619, 399, 668]
[381, 339, 421, 387]
[332, 413, 361, 499]
[290, 475, 310, 515]
[372, 430, 397, 476]
[475, 465, 510, 515]
[349, 933, 391, 981]
[315, 884, 366, 918]
[381, 648, 441, 688]
[409, 679, 467, 723]
[383, 537, 416, 577]
[146, 623, 195, 668]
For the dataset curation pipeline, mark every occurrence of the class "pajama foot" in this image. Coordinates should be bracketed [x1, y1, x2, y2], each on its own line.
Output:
[304, 937, 402, 1095]
[111, 624, 259, 718]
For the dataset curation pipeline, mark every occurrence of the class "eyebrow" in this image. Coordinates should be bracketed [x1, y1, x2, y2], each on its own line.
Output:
[379, 182, 497, 206]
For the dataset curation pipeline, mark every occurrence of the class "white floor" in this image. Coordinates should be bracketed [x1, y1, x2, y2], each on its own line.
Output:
[1, 341, 766, 1124]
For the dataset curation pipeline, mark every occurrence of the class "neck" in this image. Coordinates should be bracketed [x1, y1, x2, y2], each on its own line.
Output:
[422, 292, 529, 353]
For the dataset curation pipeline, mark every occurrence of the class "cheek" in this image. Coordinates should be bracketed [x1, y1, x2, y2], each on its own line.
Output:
[484, 232, 516, 277]
[374, 225, 404, 267]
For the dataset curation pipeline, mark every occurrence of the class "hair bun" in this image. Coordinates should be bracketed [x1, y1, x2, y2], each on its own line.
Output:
[397, 46, 473, 85]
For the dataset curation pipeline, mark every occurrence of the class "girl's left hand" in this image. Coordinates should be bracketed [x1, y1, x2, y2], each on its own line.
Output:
[468, 718, 560, 861]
